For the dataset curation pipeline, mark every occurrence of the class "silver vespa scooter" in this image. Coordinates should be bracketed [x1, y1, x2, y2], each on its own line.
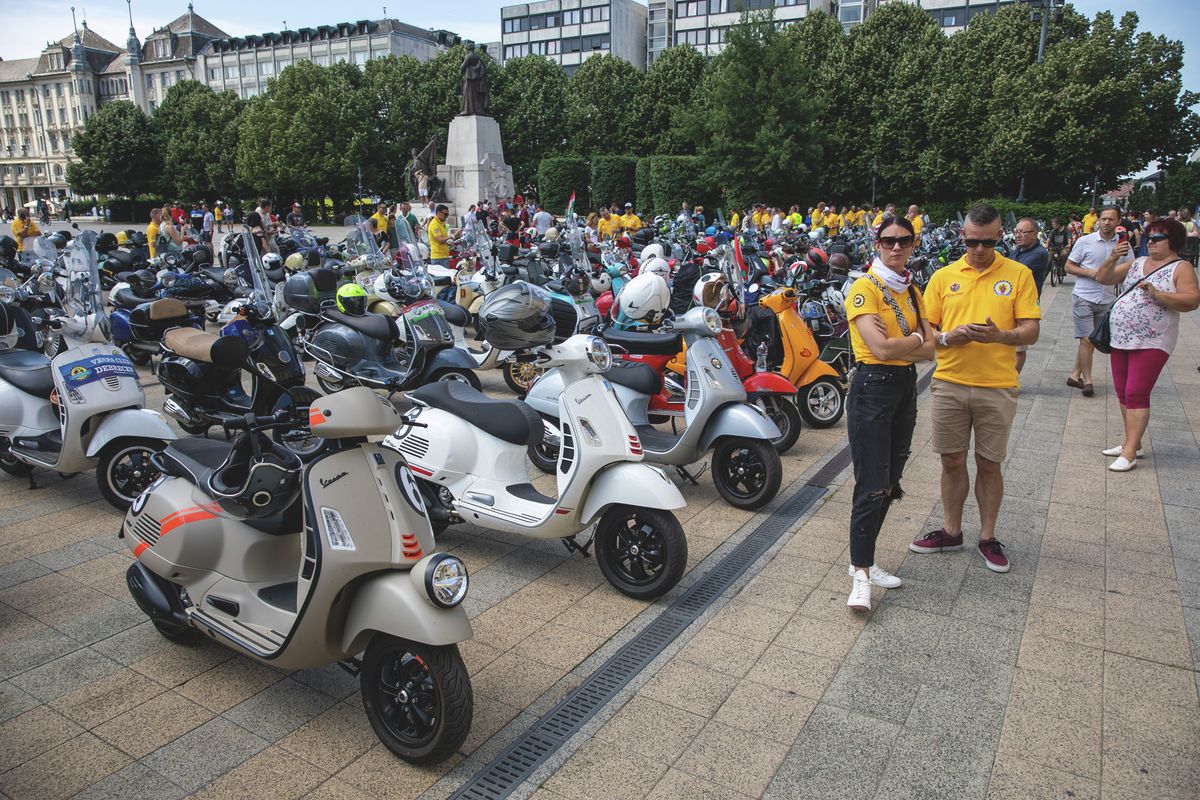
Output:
[123, 380, 473, 764]
[526, 306, 783, 510]
[0, 230, 177, 509]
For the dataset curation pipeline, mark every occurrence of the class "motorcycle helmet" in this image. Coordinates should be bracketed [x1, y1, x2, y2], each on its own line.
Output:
[590, 269, 612, 295]
[631, 228, 655, 249]
[695, 236, 716, 255]
[47, 232, 67, 249]
[705, 225, 718, 237]
[543, 227, 559, 242]
[642, 257, 671, 282]
[207, 431, 303, 519]
[478, 281, 556, 350]
[95, 232, 118, 254]
[262, 252, 283, 273]
[800, 300, 826, 321]
[386, 272, 426, 304]
[0, 236, 16, 260]
[336, 283, 368, 315]
[130, 269, 157, 296]
[618, 272, 670, 325]
[640, 243, 665, 262]
[115, 230, 129, 246]
[828, 252, 851, 274]
[284, 252, 307, 272]
[805, 247, 829, 275]
[187, 244, 213, 267]
[561, 269, 590, 298]
[693, 272, 733, 314]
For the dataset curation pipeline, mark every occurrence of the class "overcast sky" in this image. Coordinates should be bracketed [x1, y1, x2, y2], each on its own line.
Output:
[1, 0, 1193, 94]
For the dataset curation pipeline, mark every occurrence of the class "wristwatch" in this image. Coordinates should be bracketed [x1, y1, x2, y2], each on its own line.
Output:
[938, 332, 949, 347]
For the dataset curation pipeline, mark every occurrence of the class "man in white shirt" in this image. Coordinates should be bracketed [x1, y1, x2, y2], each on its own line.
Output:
[1065, 206, 1133, 396]
[532, 205, 555, 235]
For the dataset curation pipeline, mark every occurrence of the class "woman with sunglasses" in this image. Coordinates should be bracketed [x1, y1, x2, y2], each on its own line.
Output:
[1092, 217, 1200, 471]
[843, 216, 936, 611]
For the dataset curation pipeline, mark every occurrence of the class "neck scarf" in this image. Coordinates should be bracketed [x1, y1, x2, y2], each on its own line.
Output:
[869, 257, 912, 294]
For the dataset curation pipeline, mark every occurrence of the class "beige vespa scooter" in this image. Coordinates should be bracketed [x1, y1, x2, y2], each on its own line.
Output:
[121, 358, 473, 764]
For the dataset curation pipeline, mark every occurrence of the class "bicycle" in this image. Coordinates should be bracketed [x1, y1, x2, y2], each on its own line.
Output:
[1048, 246, 1068, 287]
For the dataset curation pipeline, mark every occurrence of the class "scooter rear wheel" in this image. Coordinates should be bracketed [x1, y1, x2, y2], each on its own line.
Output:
[502, 358, 542, 395]
[361, 636, 473, 765]
[711, 437, 782, 511]
[798, 377, 846, 429]
[97, 437, 166, 511]
[595, 506, 687, 600]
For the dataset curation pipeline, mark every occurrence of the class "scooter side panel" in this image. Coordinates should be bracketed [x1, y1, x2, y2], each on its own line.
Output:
[696, 402, 782, 453]
[578, 462, 685, 523]
[0, 383, 57, 439]
[51, 344, 148, 472]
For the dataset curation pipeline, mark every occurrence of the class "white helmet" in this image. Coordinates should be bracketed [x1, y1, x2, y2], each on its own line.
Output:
[693, 271, 733, 313]
[544, 226, 559, 241]
[590, 270, 612, 295]
[642, 257, 670, 282]
[640, 243, 665, 262]
[618, 272, 670, 325]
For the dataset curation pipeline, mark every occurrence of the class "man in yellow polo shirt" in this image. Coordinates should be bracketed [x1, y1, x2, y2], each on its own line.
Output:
[598, 207, 621, 240]
[1082, 207, 1098, 234]
[370, 202, 389, 238]
[824, 208, 843, 235]
[909, 203, 1040, 575]
[146, 208, 162, 259]
[427, 204, 450, 266]
[12, 208, 41, 252]
[619, 202, 642, 233]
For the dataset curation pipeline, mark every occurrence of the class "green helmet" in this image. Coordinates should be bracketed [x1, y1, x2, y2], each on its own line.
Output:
[336, 283, 368, 315]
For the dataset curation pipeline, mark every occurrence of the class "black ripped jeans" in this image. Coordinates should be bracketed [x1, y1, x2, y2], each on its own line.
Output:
[848, 363, 918, 568]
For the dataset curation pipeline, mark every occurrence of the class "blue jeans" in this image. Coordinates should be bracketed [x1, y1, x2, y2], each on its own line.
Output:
[848, 363, 918, 568]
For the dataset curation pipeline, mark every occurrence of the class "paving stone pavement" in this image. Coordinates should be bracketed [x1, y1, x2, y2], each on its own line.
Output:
[0, 275, 1197, 799]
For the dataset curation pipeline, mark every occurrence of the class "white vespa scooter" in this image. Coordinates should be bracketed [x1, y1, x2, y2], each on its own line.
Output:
[0, 230, 177, 509]
[123, 380, 473, 764]
[386, 330, 689, 600]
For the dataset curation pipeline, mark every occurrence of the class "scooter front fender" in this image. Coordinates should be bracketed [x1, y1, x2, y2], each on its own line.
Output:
[697, 402, 781, 453]
[85, 408, 177, 457]
[795, 358, 842, 386]
[579, 462, 685, 524]
[341, 557, 473, 655]
[742, 371, 798, 396]
[419, 346, 479, 380]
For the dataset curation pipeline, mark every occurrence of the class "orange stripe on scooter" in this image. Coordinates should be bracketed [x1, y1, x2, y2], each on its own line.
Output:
[160, 508, 216, 537]
[133, 542, 149, 557]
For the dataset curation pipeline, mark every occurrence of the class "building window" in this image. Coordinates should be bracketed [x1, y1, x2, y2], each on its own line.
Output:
[259, 60, 275, 75]
[313, 54, 329, 66]
[839, 2, 863, 23]
[58, 108, 67, 124]
[16, 165, 24, 176]
[563, 9, 579, 25]
[675, 29, 705, 45]
[710, 28, 726, 43]
[176, 70, 185, 81]
[942, 14, 957, 26]
[677, 1, 703, 18]
[351, 50, 368, 66]
[54, 163, 62, 177]
[206, 67, 218, 80]
[34, 164, 44, 176]
[369, 50, 387, 61]
[776, 0, 800, 6]
[18, 113, 27, 126]
[580, 5, 610, 23]
[277, 59, 291, 71]
[44, 110, 52, 126]
[160, 73, 170, 89]
[243, 62, 256, 76]
[502, 17, 528, 33]
[148, 101, 155, 112]
[48, 133, 57, 152]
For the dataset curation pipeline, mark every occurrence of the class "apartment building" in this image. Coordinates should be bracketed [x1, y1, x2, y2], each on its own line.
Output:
[501, 0, 649, 73]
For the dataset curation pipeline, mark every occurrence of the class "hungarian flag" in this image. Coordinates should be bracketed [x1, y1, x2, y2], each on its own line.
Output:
[565, 191, 576, 220]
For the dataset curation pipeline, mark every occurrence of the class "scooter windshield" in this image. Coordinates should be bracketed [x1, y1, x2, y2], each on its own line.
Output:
[237, 228, 274, 321]
[564, 215, 591, 274]
[63, 230, 109, 341]
[343, 215, 387, 273]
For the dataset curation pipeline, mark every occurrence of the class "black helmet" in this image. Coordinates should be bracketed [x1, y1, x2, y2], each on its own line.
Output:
[95, 232, 118, 254]
[0, 235, 16, 259]
[130, 269, 157, 296]
[386, 273, 426, 305]
[185, 243, 212, 266]
[207, 431, 302, 519]
[631, 228, 655, 248]
[47, 232, 67, 249]
[478, 281, 556, 351]
[561, 269, 589, 298]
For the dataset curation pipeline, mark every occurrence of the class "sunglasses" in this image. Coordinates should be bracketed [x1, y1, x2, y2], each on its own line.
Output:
[1146, 233, 1170, 243]
[879, 235, 915, 249]
[964, 238, 998, 249]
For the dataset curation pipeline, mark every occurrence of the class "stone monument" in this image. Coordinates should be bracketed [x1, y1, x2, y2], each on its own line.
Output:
[439, 43, 514, 210]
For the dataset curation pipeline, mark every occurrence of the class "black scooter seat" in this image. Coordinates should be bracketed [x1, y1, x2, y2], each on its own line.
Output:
[265, 267, 286, 283]
[409, 380, 541, 447]
[160, 437, 234, 488]
[437, 300, 470, 328]
[324, 309, 398, 342]
[605, 361, 662, 396]
[600, 328, 683, 356]
[0, 349, 53, 396]
[112, 286, 159, 309]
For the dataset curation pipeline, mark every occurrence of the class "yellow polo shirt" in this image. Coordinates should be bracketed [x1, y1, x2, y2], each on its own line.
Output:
[847, 276, 924, 366]
[146, 220, 160, 259]
[619, 213, 642, 232]
[12, 218, 40, 251]
[924, 254, 1041, 389]
[370, 211, 389, 235]
[910, 215, 924, 237]
[824, 212, 843, 234]
[872, 212, 884, 229]
[598, 216, 621, 240]
[427, 216, 449, 260]
[729, 211, 740, 228]
[1082, 212, 1098, 234]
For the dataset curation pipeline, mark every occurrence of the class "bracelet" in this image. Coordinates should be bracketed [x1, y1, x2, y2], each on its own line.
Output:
[911, 331, 925, 345]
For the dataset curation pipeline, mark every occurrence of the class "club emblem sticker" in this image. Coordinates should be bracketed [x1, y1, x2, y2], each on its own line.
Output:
[852, 294, 865, 308]
[949, 282, 960, 292]
[993, 280, 1013, 297]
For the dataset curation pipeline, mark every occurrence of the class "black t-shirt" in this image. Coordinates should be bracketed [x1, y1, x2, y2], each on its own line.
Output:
[1048, 228, 1070, 248]
[286, 212, 304, 227]
[502, 215, 520, 235]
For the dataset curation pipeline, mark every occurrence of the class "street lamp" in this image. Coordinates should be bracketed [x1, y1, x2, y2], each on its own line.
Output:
[25, 73, 53, 201]
[1091, 164, 1101, 209]
[870, 157, 879, 207]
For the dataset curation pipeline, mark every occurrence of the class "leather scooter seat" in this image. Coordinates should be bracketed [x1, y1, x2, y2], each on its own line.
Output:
[163, 328, 247, 366]
[0, 349, 54, 397]
[324, 309, 398, 342]
[605, 361, 662, 396]
[600, 327, 684, 356]
[437, 300, 471, 328]
[409, 380, 541, 447]
[111, 286, 159, 309]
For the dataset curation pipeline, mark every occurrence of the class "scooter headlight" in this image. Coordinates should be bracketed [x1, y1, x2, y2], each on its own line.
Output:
[424, 553, 468, 608]
[0, 286, 14, 304]
[701, 306, 722, 334]
[585, 337, 612, 371]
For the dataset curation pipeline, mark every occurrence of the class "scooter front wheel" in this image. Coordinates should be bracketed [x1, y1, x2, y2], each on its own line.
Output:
[757, 395, 803, 453]
[97, 437, 166, 511]
[595, 505, 687, 600]
[711, 437, 782, 511]
[502, 358, 543, 395]
[527, 415, 560, 475]
[361, 636, 473, 765]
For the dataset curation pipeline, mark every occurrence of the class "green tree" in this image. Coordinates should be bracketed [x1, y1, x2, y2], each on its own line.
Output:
[66, 101, 159, 197]
[564, 55, 644, 158]
[635, 46, 707, 155]
[491, 55, 568, 185]
[1159, 161, 1200, 212]
[360, 54, 429, 198]
[152, 80, 243, 202]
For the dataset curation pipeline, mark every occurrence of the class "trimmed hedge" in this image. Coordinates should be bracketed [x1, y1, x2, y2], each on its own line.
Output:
[537, 156, 590, 215]
[922, 199, 1093, 227]
[648, 156, 716, 217]
[590, 155, 638, 211]
[635, 157, 654, 216]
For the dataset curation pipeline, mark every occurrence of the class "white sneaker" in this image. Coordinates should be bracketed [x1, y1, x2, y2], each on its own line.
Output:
[1108, 456, 1136, 472]
[847, 564, 903, 589]
[847, 572, 872, 611]
[1102, 445, 1143, 457]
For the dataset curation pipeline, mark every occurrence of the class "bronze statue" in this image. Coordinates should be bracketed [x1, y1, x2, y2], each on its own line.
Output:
[459, 43, 490, 117]
[407, 137, 447, 202]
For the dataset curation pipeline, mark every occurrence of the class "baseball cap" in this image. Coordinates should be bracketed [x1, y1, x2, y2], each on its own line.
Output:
[624, 202, 633, 208]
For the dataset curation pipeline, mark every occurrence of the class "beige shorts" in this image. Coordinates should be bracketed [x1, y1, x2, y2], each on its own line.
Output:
[930, 379, 1019, 463]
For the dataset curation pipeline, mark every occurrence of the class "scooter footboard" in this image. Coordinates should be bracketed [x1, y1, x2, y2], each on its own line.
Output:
[697, 402, 781, 453]
[340, 558, 472, 656]
[579, 462, 685, 524]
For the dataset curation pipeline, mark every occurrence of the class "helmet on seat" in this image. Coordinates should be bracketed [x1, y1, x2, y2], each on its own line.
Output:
[115, 230, 129, 246]
[207, 432, 303, 519]
[693, 272, 733, 314]
[284, 252, 307, 272]
[478, 281, 556, 350]
[640, 243, 665, 262]
[590, 270, 612, 295]
[695, 236, 716, 255]
[262, 252, 283, 272]
[618, 272, 670, 325]
[130, 269, 157, 296]
[641, 257, 670, 282]
[0, 236, 16, 259]
[336, 283, 368, 315]
[804, 247, 829, 275]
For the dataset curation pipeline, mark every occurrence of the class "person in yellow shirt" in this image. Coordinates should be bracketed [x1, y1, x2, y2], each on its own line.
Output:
[1082, 207, 1098, 234]
[213, 202, 224, 233]
[843, 214, 936, 610]
[873, 203, 895, 230]
[598, 208, 621, 240]
[619, 203, 642, 233]
[906, 205, 924, 238]
[788, 205, 804, 229]
[427, 204, 450, 265]
[728, 209, 741, 229]
[11, 208, 41, 252]
[909, 203, 1041, 575]
[146, 208, 162, 259]
[370, 202, 389, 238]
[824, 210, 843, 235]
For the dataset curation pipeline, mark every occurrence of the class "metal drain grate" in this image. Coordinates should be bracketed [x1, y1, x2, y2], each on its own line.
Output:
[450, 480, 831, 800]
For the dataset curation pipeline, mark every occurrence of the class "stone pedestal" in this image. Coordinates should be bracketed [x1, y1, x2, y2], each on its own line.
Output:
[439, 114, 514, 210]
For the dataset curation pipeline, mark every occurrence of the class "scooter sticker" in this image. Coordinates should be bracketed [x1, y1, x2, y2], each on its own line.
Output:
[58, 354, 137, 387]
[394, 464, 426, 514]
[319, 506, 356, 551]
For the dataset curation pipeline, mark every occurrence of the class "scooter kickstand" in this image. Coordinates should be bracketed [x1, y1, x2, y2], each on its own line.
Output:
[337, 657, 362, 677]
[26, 471, 38, 490]
[561, 531, 595, 558]
[675, 464, 705, 485]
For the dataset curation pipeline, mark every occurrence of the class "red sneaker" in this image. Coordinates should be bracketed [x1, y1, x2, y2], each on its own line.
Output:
[978, 538, 1010, 572]
[909, 528, 964, 554]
